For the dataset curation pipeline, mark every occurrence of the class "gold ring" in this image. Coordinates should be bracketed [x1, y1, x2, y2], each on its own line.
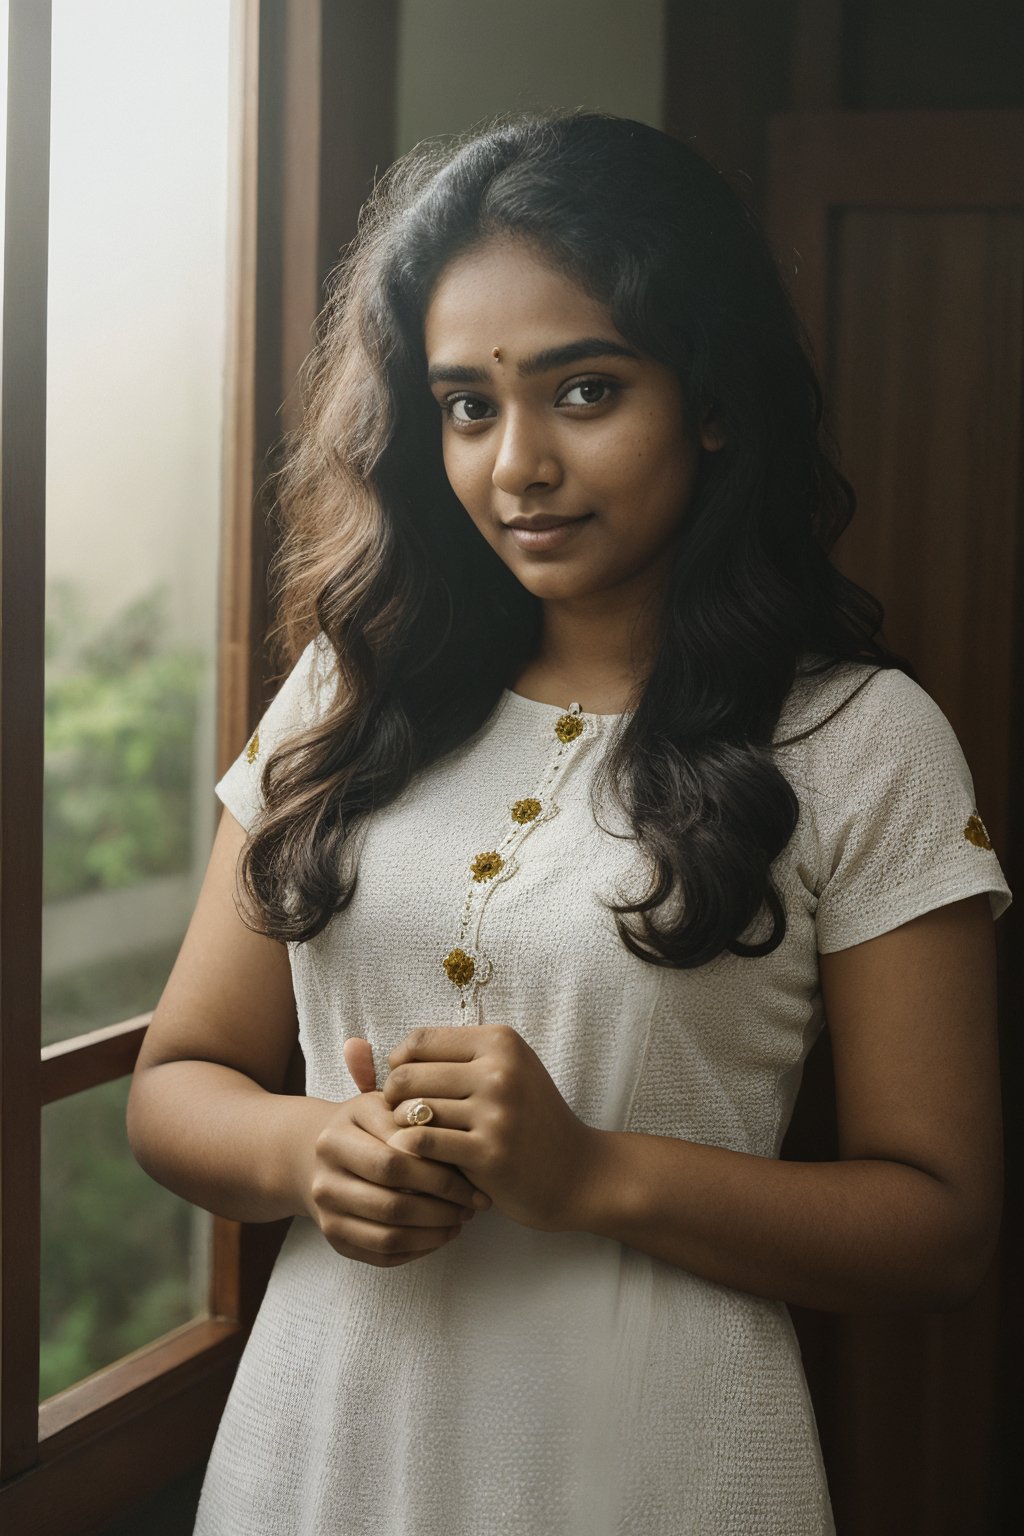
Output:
[406, 1099, 434, 1126]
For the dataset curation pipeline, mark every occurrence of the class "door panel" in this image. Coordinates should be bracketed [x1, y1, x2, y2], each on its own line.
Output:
[768, 110, 1023, 1535]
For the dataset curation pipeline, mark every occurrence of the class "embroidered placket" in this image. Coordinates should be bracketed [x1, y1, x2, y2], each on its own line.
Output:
[441, 703, 591, 1022]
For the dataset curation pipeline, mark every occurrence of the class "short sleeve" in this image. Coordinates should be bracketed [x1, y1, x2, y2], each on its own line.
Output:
[215, 634, 336, 832]
[809, 669, 1012, 953]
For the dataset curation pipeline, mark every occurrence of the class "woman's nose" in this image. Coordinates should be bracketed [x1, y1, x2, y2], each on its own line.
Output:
[490, 410, 562, 497]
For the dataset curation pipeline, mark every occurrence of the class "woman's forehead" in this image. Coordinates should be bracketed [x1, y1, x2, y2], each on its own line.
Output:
[424, 240, 620, 361]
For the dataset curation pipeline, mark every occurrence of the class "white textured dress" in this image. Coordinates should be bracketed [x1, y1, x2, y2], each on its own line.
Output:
[194, 639, 1012, 1536]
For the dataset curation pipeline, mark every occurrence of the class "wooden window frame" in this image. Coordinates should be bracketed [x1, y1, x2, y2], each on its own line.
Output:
[0, 2, 398, 1525]
[0, 1, 277, 1527]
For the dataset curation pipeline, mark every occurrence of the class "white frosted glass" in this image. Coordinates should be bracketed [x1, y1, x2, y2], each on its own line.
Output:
[43, 0, 232, 1043]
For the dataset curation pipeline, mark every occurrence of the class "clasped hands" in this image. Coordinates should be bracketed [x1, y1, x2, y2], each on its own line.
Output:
[306, 1025, 598, 1269]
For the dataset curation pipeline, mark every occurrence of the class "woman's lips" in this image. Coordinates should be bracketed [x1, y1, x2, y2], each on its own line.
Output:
[504, 514, 594, 552]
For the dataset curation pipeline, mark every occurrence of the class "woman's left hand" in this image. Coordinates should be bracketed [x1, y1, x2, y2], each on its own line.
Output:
[381, 1025, 598, 1232]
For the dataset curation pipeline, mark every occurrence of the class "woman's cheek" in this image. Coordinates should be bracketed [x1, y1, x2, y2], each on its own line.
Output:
[443, 447, 486, 518]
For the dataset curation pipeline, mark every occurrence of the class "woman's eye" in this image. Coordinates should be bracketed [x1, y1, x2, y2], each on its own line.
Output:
[560, 379, 615, 407]
[443, 395, 494, 425]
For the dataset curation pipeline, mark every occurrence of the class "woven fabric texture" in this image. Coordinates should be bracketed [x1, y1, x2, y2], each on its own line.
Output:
[194, 640, 1011, 1536]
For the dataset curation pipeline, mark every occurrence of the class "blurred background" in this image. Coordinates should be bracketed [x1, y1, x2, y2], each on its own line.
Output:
[0, 2, 1020, 1532]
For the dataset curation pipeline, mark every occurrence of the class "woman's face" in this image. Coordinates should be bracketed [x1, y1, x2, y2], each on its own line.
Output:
[424, 238, 721, 609]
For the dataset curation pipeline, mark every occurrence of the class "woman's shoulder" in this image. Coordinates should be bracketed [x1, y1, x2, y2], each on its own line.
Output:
[215, 633, 338, 831]
[770, 654, 1011, 947]
[773, 654, 940, 758]
[263, 632, 338, 733]
[770, 654, 994, 849]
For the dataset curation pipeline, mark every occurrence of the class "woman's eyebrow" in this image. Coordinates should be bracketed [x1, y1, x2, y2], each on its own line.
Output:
[426, 337, 640, 387]
[518, 337, 641, 377]
[426, 361, 490, 387]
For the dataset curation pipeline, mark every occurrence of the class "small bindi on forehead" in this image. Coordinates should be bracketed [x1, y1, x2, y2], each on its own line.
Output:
[426, 336, 641, 388]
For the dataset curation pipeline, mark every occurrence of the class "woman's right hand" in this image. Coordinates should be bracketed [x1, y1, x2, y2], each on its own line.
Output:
[129, 815, 486, 1251]
[302, 1039, 489, 1268]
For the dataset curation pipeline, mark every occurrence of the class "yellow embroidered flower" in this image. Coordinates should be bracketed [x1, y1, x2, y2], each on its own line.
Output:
[245, 730, 260, 764]
[470, 850, 504, 882]
[510, 797, 541, 824]
[442, 948, 476, 987]
[554, 712, 585, 743]
[963, 813, 993, 850]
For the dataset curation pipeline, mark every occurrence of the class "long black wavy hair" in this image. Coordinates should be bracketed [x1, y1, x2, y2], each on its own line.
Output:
[242, 109, 912, 966]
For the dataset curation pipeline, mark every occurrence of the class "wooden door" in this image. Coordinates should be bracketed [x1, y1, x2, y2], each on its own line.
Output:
[767, 110, 1024, 1535]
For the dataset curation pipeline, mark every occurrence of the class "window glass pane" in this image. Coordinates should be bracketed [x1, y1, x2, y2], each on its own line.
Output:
[41, 1076, 210, 1401]
[43, 0, 232, 1045]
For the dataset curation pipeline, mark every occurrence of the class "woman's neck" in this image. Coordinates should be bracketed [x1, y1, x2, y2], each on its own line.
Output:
[511, 590, 662, 713]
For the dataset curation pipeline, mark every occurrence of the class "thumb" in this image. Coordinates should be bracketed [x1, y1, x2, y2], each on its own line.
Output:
[343, 1036, 377, 1094]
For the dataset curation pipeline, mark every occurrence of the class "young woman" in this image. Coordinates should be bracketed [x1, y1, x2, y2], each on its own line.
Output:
[127, 111, 1011, 1535]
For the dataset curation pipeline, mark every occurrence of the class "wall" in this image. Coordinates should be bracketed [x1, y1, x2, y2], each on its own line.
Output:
[394, 0, 665, 154]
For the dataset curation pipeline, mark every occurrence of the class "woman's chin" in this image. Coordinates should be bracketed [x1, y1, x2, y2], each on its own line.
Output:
[507, 564, 601, 603]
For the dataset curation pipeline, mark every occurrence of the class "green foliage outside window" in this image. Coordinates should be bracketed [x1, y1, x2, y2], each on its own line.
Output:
[40, 586, 210, 1395]
[41, 1065, 202, 1401]
[44, 583, 203, 901]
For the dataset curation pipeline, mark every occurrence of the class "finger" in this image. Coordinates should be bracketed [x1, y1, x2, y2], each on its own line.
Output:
[343, 1037, 377, 1094]
[387, 1125, 478, 1168]
[333, 1240, 455, 1270]
[392, 1097, 475, 1131]
[382, 1061, 475, 1107]
[322, 1170, 476, 1227]
[323, 1211, 464, 1257]
[388, 1026, 488, 1070]
[341, 1113, 486, 1205]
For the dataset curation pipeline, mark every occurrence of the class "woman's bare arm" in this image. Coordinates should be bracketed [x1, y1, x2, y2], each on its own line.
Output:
[126, 809, 337, 1222]
[127, 810, 487, 1260]
[569, 893, 1003, 1310]
[381, 894, 1003, 1310]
